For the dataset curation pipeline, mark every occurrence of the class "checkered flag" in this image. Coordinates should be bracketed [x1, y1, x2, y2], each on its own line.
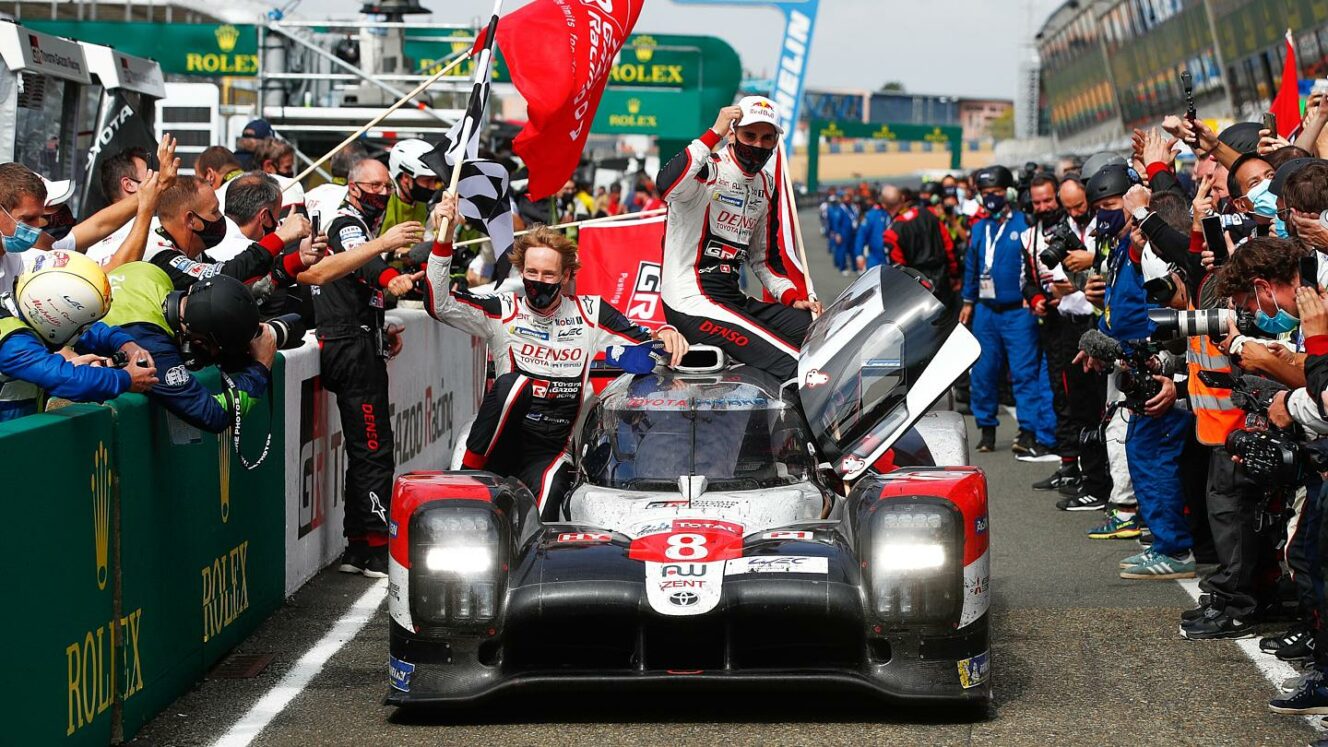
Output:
[457, 159, 515, 260]
[421, 8, 496, 177]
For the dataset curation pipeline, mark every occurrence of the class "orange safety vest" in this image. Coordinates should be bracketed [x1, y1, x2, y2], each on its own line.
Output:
[1185, 309, 1244, 445]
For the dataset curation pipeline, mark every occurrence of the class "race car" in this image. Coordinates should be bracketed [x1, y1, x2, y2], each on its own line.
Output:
[385, 266, 989, 709]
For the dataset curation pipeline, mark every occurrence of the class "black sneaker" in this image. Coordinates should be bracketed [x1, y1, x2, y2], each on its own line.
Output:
[1262, 627, 1309, 654]
[338, 542, 370, 574]
[1059, 476, 1087, 495]
[1016, 442, 1060, 463]
[1277, 630, 1316, 661]
[1181, 603, 1214, 623]
[976, 427, 996, 453]
[361, 544, 389, 579]
[1137, 526, 1154, 546]
[1056, 491, 1108, 511]
[1269, 672, 1328, 715]
[1033, 463, 1080, 490]
[1181, 607, 1255, 640]
[1011, 430, 1034, 455]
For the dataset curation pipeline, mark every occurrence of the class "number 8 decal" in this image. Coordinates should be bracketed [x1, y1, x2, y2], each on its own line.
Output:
[664, 533, 709, 560]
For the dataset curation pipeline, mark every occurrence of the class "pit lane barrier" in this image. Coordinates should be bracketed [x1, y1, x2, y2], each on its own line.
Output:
[0, 308, 481, 744]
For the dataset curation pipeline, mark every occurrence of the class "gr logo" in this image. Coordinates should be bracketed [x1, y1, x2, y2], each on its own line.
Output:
[627, 261, 662, 321]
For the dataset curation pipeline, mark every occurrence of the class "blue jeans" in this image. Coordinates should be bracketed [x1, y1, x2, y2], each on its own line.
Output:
[969, 303, 1056, 445]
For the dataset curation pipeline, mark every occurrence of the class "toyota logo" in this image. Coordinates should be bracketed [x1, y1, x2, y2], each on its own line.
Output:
[669, 591, 699, 607]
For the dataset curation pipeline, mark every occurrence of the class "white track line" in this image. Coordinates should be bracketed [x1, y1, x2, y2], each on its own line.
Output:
[1176, 578, 1324, 732]
[213, 579, 388, 747]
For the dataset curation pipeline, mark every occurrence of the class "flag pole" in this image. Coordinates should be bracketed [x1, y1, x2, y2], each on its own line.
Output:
[436, 0, 503, 240]
[287, 48, 470, 188]
[780, 137, 819, 311]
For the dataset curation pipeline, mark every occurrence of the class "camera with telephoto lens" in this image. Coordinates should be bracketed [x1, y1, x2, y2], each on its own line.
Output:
[1200, 370, 1320, 486]
[1038, 221, 1088, 271]
[264, 312, 308, 350]
[1147, 307, 1262, 340]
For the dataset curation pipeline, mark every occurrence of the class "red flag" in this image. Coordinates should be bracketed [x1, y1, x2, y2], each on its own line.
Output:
[574, 214, 667, 329]
[768, 146, 810, 302]
[1270, 29, 1302, 139]
[481, 0, 644, 200]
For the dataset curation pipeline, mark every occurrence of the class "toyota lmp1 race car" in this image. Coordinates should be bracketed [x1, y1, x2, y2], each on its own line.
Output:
[385, 266, 991, 710]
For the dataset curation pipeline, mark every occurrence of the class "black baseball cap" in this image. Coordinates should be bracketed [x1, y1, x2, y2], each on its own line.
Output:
[1271, 157, 1319, 197]
[1218, 122, 1263, 155]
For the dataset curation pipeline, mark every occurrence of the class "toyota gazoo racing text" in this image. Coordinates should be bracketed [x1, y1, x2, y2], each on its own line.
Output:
[386, 266, 991, 708]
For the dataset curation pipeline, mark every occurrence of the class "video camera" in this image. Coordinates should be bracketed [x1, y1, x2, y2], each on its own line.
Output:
[1078, 329, 1175, 413]
[1197, 370, 1314, 486]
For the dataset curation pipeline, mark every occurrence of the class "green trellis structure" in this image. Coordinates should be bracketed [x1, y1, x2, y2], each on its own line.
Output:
[805, 119, 964, 194]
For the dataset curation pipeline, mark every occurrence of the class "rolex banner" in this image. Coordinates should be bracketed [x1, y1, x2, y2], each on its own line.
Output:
[81, 89, 158, 219]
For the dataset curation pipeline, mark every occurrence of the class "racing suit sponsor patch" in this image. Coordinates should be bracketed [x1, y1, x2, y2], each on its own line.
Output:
[163, 365, 190, 387]
[957, 650, 990, 689]
[388, 655, 415, 692]
[714, 192, 745, 209]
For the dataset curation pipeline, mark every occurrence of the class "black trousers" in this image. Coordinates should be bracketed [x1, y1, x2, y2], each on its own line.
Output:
[665, 297, 810, 381]
[1200, 447, 1270, 619]
[1042, 311, 1110, 497]
[464, 371, 575, 521]
[320, 334, 394, 541]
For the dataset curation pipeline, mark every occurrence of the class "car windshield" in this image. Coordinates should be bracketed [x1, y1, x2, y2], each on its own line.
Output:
[581, 384, 812, 491]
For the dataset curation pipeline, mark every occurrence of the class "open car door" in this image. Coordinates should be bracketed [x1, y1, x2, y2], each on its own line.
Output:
[797, 266, 981, 480]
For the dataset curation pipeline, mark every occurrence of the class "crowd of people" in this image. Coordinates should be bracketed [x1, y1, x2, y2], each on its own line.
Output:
[15, 89, 1328, 715]
[818, 97, 1328, 715]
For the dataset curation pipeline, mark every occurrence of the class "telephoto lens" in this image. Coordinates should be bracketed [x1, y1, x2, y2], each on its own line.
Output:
[264, 313, 308, 350]
[1147, 307, 1233, 338]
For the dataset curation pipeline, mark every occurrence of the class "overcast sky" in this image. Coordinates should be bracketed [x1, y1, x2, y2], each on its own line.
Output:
[312, 0, 1065, 100]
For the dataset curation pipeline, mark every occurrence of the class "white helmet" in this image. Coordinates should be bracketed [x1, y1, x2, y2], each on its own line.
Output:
[14, 250, 113, 347]
[388, 139, 438, 182]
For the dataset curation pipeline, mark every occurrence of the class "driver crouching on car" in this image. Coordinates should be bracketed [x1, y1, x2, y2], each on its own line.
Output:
[423, 192, 689, 518]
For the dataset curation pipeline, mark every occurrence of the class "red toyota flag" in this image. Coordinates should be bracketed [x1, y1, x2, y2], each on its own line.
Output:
[1270, 29, 1302, 139]
[479, 0, 644, 200]
[575, 213, 668, 329]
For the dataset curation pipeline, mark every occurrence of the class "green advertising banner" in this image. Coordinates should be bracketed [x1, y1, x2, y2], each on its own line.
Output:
[26, 21, 259, 77]
[591, 34, 741, 139]
[1, 406, 117, 745]
[0, 362, 287, 743]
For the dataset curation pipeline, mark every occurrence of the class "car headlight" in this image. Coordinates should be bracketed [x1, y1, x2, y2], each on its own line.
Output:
[868, 501, 962, 624]
[409, 505, 504, 627]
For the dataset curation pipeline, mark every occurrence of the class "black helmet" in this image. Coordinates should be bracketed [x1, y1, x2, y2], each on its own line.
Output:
[178, 274, 260, 352]
[975, 166, 1014, 190]
[1218, 122, 1264, 155]
[1081, 151, 1126, 182]
[1086, 163, 1133, 204]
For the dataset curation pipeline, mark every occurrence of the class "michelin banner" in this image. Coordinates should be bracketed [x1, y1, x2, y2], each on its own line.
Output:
[282, 308, 485, 595]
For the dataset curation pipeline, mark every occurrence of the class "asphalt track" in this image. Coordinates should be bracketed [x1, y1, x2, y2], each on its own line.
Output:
[134, 211, 1320, 746]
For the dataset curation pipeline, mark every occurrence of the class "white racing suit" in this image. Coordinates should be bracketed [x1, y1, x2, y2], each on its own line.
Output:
[424, 241, 657, 518]
[658, 130, 810, 380]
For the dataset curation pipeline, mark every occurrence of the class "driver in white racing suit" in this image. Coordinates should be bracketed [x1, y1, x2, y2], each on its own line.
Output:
[424, 194, 688, 518]
[657, 97, 822, 381]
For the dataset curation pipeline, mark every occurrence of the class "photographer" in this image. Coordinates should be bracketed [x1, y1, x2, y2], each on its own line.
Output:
[1027, 173, 1111, 508]
[1076, 164, 1196, 578]
[101, 262, 278, 434]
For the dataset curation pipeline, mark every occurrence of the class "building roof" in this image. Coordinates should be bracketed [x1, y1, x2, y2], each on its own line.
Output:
[5, 0, 272, 25]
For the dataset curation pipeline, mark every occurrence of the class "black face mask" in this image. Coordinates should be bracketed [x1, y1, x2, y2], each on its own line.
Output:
[731, 140, 775, 174]
[1035, 207, 1065, 225]
[523, 277, 561, 311]
[191, 211, 228, 249]
[44, 205, 76, 241]
[357, 190, 389, 225]
[409, 181, 437, 204]
[1072, 211, 1094, 228]
[259, 209, 277, 234]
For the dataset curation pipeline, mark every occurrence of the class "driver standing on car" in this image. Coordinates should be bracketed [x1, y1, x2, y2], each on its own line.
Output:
[656, 97, 822, 382]
[424, 194, 689, 519]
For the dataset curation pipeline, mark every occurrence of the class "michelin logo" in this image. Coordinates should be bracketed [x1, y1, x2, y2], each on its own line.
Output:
[714, 193, 744, 209]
